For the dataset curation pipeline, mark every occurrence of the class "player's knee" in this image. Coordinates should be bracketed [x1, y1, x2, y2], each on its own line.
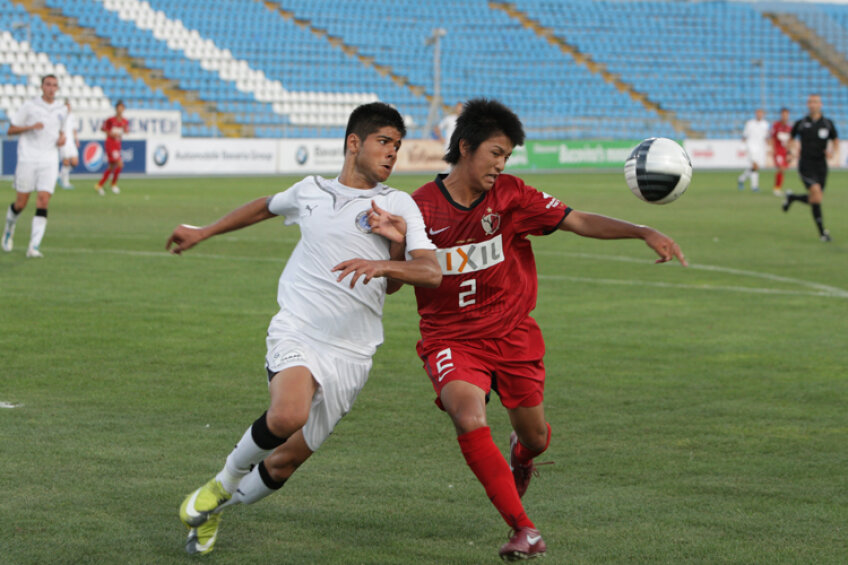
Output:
[264, 451, 301, 479]
[449, 410, 487, 435]
[264, 408, 308, 439]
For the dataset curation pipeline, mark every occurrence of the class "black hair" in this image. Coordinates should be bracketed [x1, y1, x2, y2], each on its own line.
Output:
[41, 74, 57, 86]
[445, 98, 525, 165]
[344, 102, 406, 153]
[115, 100, 125, 108]
[780, 107, 789, 113]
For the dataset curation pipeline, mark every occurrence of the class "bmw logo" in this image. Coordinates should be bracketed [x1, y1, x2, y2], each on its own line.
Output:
[295, 145, 308, 165]
[153, 145, 168, 167]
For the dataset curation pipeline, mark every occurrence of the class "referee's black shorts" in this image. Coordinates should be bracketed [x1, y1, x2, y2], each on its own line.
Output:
[798, 162, 828, 190]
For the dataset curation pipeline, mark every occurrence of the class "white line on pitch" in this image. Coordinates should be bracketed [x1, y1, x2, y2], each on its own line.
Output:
[48, 247, 284, 263]
[43, 247, 848, 299]
[536, 250, 848, 298]
[0, 401, 21, 409]
[538, 274, 847, 299]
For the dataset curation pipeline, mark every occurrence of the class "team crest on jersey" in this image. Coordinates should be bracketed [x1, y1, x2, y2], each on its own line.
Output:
[355, 209, 372, 233]
[481, 208, 501, 235]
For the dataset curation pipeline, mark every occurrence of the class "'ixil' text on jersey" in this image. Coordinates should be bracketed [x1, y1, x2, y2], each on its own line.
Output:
[412, 173, 570, 341]
[267, 175, 434, 357]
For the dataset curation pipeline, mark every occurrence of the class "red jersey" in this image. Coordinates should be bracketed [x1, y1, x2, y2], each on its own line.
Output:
[771, 121, 792, 153]
[412, 174, 570, 341]
[102, 116, 129, 145]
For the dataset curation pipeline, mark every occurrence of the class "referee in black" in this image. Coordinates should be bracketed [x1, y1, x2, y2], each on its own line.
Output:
[783, 94, 838, 242]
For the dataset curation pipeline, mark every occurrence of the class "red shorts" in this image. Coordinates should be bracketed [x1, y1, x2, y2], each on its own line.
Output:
[417, 317, 546, 410]
[105, 140, 122, 163]
[774, 150, 788, 169]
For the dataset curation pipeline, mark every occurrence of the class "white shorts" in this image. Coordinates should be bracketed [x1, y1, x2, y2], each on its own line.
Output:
[265, 315, 372, 452]
[60, 142, 78, 160]
[746, 145, 766, 168]
[14, 161, 58, 194]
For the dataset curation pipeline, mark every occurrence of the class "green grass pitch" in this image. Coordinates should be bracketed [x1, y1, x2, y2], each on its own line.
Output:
[1, 170, 846, 564]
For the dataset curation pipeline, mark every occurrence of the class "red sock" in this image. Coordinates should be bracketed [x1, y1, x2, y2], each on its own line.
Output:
[775, 171, 783, 189]
[98, 169, 111, 185]
[111, 166, 122, 185]
[513, 422, 551, 466]
[457, 426, 534, 530]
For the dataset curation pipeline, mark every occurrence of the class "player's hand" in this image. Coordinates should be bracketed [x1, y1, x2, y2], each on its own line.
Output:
[643, 228, 687, 266]
[166, 224, 206, 255]
[31, 122, 44, 131]
[332, 258, 386, 288]
[56, 132, 66, 147]
[368, 200, 406, 243]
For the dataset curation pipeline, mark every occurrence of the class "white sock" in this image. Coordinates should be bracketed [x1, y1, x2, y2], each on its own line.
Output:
[60, 164, 70, 185]
[738, 169, 751, 182]
[5, 204, 19, 230]
[231, 464, 278, 505]
[215, 425, 274, 493]
[750, 172, 759, 190]
[29, 216, 47, 250]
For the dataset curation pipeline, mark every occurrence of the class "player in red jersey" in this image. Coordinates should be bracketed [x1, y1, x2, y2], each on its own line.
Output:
[770, 107, 792, 197]
[95, 100, 129, 196]
[410, 99, 687, 561]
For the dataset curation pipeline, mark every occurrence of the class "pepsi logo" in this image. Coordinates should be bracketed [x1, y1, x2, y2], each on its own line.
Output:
[82, 142, 105, 172]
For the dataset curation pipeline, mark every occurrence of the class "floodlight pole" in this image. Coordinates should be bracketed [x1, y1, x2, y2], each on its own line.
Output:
[424, 28, 446, 137]
[753, 59, 765, 111]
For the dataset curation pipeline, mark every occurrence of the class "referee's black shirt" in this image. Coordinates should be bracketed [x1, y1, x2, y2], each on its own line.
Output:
[791, 115, 838, 166]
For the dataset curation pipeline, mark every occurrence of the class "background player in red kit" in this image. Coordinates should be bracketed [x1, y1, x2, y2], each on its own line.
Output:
[771, 107, 792, 197]
[410, 99, 687, 561]
[95, 100, 129, 196]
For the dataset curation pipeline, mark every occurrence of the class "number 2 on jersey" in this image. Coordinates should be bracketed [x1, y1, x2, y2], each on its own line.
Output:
[459, 279, 476, 307]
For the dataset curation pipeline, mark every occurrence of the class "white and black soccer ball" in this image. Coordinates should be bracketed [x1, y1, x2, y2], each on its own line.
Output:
[624, 138, 692, 204]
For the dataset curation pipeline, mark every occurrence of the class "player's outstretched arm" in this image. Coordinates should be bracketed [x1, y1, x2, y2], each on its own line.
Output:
[166, 197, 275, 254]
[560, 210, 687, 266]
[332, 249, 441, 289]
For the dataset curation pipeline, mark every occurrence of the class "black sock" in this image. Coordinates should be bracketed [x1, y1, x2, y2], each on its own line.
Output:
[789, 193, 809, 205]
[811, 204, 825, 235]
[257, 460, 288, 490]
[250, 411, 288, 450]
[9, 203, 21, 215]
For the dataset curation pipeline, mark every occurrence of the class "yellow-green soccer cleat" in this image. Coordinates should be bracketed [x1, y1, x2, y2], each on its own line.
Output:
[185, 514, 222, 556]
[179, 478, 231, 528]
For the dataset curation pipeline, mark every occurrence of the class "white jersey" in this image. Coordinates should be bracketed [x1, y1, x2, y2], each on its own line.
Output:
[267, 175, 435, 357]
[61, 111, 77, 151]
[438, 113, 458, 151]
[743, 118, 770, 150]
[11, 97, 69, 164]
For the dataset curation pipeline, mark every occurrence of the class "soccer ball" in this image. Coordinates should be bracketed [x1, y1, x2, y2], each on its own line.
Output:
[624, 137, 692, 204]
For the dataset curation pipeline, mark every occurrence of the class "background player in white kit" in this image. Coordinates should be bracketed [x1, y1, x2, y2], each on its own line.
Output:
[167, 102, 441, 556]
[2, 74, 69, 258]
[434, 101, 463, 154]
[59, 100, 79, 189]
[737, 108, 770, 193]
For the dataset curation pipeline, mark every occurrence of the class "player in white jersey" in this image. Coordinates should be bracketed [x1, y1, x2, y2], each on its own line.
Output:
[434, 101, 463, 154]
[3, 75, 69, 258]
[169, 102, 441, 556]
[59, 100, 79, 189]
[737, 108, 770, 193]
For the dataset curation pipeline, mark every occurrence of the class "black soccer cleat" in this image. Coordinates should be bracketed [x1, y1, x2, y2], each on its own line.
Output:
[782, 190, 793, 212]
